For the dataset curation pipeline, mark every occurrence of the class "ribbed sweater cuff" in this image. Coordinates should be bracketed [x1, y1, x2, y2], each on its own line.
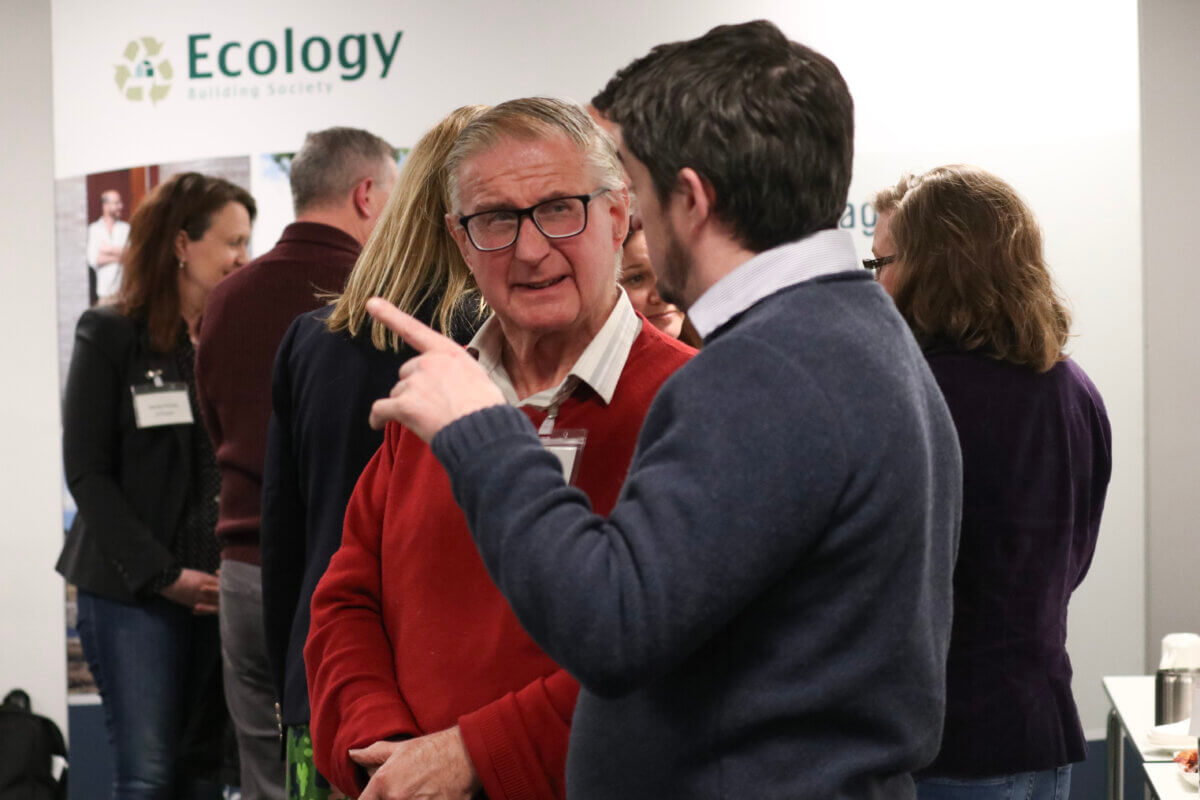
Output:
[432, 405, 536, 470]
[459, 697, 534, 800]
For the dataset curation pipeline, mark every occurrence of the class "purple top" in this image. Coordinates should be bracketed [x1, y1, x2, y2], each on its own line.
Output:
[922, 350, 1112, 777]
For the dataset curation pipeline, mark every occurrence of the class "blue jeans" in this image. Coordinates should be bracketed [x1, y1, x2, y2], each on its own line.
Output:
[917, 766, 1072, 800]
[77, 590, 227, 800]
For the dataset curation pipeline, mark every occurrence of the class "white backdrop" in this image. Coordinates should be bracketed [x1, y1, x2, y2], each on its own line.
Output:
[36, 0, 1143, 735]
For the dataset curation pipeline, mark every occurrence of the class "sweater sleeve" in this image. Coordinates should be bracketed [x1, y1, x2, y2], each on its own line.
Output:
[457, 669, 579, 800]
[62, 311, 175, 594]
[432, 336, 847, 698]
[305, 421, 421, 796]
[261, 319, 304, 705]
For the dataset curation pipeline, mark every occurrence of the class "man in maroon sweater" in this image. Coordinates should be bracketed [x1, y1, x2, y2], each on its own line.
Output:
[195, 127, 398, 800]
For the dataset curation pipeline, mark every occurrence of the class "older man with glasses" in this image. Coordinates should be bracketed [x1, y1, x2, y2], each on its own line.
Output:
[303, 97, 694, 800]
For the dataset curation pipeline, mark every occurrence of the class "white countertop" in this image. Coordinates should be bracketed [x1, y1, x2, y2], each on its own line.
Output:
[1105, 675, 1181, 762]
[1145, 762, 1197, 799]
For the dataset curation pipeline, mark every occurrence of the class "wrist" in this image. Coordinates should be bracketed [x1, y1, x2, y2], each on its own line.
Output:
[449, 726, 482, 793]
[144, 564, 182, 600]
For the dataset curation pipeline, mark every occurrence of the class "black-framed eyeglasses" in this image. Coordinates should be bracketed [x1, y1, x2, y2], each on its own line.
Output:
[458, 188, 611, 252]
[862, 255, 895, 277]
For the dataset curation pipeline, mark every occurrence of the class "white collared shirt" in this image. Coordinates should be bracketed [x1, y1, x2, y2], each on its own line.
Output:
[467, 288, 642, 412]
[688, 229, 861, 340]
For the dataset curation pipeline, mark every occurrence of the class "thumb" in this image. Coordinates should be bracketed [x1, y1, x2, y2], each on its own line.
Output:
[365, 297, 458, 355]
[348, 741, 393, 766]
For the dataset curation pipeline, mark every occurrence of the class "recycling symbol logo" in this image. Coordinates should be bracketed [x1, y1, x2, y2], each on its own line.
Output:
[115, 36, 173, 105]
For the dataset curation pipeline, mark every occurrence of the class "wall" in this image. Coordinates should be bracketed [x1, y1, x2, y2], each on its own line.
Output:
[0, 0, 68, 731]
[0, 0, 1147, 741]
[1141, 0, 1200, 669]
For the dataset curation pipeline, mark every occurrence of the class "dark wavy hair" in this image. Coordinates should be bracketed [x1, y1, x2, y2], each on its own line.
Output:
[116, 172, 256, 352]
[883, 165, 1071, 372]
[596, 20, 854, 253]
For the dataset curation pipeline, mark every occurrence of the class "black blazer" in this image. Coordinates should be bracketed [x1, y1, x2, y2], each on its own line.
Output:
[261, 303, 478, 725]
[56, 307, 193, 604]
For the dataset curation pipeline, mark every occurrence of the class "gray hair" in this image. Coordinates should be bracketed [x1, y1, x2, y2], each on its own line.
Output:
[289, 126, 397, 215]
[443, 97, 624, 214]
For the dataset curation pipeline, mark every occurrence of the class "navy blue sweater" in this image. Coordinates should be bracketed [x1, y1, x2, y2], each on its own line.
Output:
[433, 271, 963, 799]
[261, 303, 478, 725]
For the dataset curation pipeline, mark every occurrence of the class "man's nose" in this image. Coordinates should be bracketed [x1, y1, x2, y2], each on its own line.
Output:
[513, 215, 550, 262]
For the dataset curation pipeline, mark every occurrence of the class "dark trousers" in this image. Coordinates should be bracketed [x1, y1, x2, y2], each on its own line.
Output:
[77, 590, 226, 800]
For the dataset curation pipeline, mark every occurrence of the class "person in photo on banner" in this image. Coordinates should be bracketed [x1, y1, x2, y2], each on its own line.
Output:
[56, 172, 255, 800]
[360, 21, 963, 799]
[194, 127, 399, 800]
[86, 189, 131, 303]
[260, 105, 490, 800]
[871, 165, 1112, 800]
[304, 98, 694, 800]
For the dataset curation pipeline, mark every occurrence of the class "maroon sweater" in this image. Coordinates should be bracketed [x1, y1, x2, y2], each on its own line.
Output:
[196, 222, 360, 563]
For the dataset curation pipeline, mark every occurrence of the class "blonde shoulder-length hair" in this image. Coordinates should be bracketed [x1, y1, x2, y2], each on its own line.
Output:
[326, 105, 489, 350]
[880, 164, 1071, 372]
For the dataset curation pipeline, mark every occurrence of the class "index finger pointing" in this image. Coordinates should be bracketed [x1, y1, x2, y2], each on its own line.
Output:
[365, 297, 459, 355]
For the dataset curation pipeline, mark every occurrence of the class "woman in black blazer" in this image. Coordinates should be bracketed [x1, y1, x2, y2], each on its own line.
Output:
[57, 173, 256, 800]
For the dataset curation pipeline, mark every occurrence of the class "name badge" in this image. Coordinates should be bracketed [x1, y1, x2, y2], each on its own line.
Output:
[540, 428, 587, 485]
[131, 381, 193, 428]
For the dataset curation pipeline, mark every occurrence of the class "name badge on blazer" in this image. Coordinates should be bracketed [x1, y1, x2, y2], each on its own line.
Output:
[130, 370, 193, 428]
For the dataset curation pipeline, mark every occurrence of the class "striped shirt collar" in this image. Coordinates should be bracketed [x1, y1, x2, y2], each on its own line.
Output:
[467, 287, 641, 410]
[688, 229, 861, 339]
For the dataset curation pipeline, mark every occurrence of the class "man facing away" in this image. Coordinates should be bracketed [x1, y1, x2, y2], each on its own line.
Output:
[85, 189, 130, 302]
[363, 20, 964, 799]
[195, 127, 398, 800]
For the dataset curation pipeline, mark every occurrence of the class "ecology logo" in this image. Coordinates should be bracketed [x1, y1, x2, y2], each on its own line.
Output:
[114, 36, 173, 105]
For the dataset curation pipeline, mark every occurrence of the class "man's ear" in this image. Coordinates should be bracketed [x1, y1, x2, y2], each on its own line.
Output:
[353, 177, 374, 219]
[608, 184, 631, 248]
[673, 167, 716, 234]
[444, 214, 475, 270]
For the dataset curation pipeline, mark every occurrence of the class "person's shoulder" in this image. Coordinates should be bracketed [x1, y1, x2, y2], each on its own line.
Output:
[630, 318, 697, 365]
[292, 304, 335, 335]
[279, 305, 392, 378]
[281, 305, 345, 356]
[210, 246, 281, 298]
[76, 304, 135, 338]
[75, 305, 140, 357]
[1053, 356, 1108, 416]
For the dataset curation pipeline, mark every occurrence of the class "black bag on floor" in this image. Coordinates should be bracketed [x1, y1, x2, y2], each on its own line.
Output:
[0, 689, 68, 800]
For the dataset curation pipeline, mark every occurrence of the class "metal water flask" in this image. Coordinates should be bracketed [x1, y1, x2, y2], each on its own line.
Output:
[1155, 668, 1198, 725]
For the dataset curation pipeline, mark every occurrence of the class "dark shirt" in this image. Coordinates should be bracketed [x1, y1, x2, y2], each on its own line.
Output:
[195, 222, 361, 563]
[261, 301, 480, 726]
[432, 271, 963, 799]
[145, 331, 221, 595]
[921, 351, 1111, 777]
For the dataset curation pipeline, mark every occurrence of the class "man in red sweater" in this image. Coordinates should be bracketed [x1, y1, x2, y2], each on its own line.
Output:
[195, 127, 398, 800]
[305, 99, 693, 799]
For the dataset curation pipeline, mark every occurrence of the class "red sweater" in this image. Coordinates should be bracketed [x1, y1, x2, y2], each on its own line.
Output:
[305, 322, 693, 799]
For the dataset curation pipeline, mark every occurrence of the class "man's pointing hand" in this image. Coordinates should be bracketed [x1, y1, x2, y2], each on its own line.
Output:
[365, 297, 504, 442]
